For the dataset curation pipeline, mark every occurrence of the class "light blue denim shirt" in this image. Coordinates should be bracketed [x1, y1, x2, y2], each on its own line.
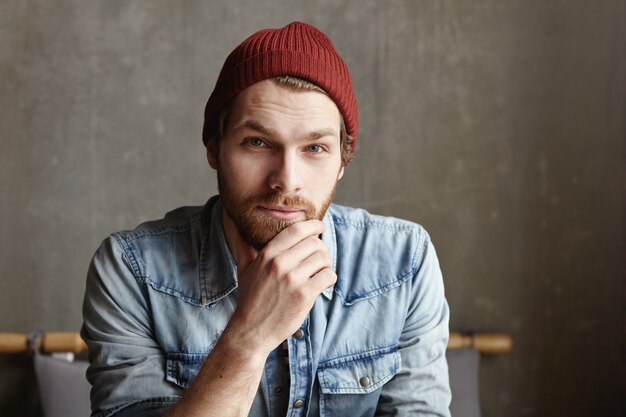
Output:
[82, 196, 451, 417]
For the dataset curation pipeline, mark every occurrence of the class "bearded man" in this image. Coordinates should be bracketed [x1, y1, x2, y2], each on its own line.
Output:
[82, 21, 451, 417]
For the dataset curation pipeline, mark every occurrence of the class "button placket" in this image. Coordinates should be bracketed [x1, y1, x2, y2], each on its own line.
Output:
[287, 319, 311, 415]
[263, 344, 291, 417]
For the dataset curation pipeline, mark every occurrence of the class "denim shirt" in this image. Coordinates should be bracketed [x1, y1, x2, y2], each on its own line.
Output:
[82, 196, 451, 417]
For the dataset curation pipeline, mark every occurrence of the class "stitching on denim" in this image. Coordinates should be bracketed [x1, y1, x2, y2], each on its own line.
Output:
[317, 348, 401, 394]
[333, 267, 414, 306]
[120, 207, 205, 242]
[264, 363, 273, 416]
[329, 213, 337, 272]
[410, 227, 428, 276]
[199, 203, 212, 305]
[122, 224, 191, 241]
[167, 352, 208, 362]
[111, 233, 143, 281]
[331, 214, 419, 232]
[94, 396, 181, 417]
[135, 275, 236, 307]
[166, 354, 207, 388]
[318, 344, 398, 368]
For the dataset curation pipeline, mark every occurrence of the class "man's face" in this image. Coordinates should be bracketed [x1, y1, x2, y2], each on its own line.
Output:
[208, 79, 345, 251]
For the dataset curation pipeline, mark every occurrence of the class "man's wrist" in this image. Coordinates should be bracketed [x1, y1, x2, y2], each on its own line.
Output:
[216, 319, 272, 372]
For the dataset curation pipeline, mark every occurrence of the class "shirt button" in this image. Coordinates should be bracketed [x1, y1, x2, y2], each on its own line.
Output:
[293, 329, 305, 339]
[359, 376, 371, 387]
[293, 399, 304, 408]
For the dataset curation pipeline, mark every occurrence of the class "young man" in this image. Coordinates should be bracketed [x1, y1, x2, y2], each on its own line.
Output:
[82, 22, 451, 417]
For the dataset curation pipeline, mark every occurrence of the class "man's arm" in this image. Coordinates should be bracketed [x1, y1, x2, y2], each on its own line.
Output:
[82, 235, 181, 416]
[375, 236, 451, 417]
[164, 219, 336, 417]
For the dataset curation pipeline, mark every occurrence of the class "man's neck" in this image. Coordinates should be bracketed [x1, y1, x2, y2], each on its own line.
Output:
[221, 208, 258, 271]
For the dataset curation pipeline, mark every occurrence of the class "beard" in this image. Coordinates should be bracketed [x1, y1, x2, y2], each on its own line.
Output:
[218, 171, 337, 251]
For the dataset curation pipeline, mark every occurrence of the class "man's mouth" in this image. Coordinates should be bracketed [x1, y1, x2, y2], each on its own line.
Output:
[258, 205, 306, 221]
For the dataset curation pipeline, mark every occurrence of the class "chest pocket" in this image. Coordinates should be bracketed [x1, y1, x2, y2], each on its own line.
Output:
[317, 348, 400, 416]
[165, 352, 208, 389]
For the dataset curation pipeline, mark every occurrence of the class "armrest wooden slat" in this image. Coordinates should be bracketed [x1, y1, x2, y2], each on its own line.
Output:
[448, 332, 513, 355]
[42, 332, 87, 354]
[0, 333, 28, 353]
[0, 332, 87, 354]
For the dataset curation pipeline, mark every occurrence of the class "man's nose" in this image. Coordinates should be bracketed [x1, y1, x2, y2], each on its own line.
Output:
[267, 151, 302, 194]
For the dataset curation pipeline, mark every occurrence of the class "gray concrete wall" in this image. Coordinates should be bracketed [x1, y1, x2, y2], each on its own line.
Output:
[1, 1, 623, 416]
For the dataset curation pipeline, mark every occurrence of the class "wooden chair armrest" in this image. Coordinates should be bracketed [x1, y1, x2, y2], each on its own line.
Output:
[0, 332, 87, 354]
[0, 333, 28, 353]
[448, 332, 513, 355]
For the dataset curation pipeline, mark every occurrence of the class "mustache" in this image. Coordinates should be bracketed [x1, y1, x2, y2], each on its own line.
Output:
[250, 191, 313, 209]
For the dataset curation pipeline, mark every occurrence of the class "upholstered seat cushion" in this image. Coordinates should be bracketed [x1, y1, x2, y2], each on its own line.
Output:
[34, 353, 90, 417]
[447, 348, 481, 417]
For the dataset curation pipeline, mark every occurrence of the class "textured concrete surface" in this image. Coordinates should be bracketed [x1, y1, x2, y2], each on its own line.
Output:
[0, 1, 623, 416]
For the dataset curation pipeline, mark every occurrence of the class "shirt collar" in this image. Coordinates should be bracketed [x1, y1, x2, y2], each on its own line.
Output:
[199, 197, 238, 306]
[321, 206, 337, 300]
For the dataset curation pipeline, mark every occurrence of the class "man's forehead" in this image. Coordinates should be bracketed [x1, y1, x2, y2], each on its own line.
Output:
[227, 80, 341, 135]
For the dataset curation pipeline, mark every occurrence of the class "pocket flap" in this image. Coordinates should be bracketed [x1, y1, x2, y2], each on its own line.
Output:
[166, 352, 208, 389]
[318, 348, 400, 394]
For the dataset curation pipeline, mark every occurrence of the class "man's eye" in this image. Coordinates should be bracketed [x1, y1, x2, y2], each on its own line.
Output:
[247, 138, 265, 147]
[307, 144, 324, 153]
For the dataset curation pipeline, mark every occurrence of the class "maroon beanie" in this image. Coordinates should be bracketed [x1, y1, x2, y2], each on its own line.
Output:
[202, 21, 358, 150]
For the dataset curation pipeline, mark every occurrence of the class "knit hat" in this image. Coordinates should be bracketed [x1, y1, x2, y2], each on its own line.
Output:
[202, 21, 358, 149]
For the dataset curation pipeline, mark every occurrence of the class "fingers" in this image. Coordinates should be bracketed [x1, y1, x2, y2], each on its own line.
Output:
[264, 220, 325, 254]
[274, 234, 327, 270]
[307, 268, 337, 294]
[289, 244, 332, 280]
[261, 236, 330, 288]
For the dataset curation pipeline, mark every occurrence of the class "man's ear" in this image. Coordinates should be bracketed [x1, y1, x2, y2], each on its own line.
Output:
[206, 140, 218, 169]
[337, 166, 345, 180]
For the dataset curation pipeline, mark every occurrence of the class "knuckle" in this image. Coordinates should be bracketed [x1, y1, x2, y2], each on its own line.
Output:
[321, 250, 331, 265]
[268, 256, 284, 275]
[313, 249, 331, 266]
[293, 287, 308, 303]
[313, 251, 327, 266]
[285, 270, 299, 285]
[258, 250, 273, 264]
[319, 269, 337, 285]
[290, 222, 307, 235]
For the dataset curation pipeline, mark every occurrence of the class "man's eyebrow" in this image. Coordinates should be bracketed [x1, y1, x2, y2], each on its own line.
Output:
[305, 128, 339, 141]
[233, 120, 277, 137]
[233, 119, 338, 141]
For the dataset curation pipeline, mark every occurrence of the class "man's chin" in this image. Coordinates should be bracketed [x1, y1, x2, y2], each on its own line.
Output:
[237, 218, 294, 251]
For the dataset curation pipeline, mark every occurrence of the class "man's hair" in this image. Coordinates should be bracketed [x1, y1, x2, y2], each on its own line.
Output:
[208, 76, 355, 166]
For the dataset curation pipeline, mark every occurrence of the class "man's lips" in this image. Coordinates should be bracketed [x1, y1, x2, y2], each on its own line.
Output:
[258, 205, 306, 220]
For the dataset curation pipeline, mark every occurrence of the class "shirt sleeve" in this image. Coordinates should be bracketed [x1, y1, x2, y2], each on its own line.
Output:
[375, 234, 452, 416]
[81, 235, 182, 417]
